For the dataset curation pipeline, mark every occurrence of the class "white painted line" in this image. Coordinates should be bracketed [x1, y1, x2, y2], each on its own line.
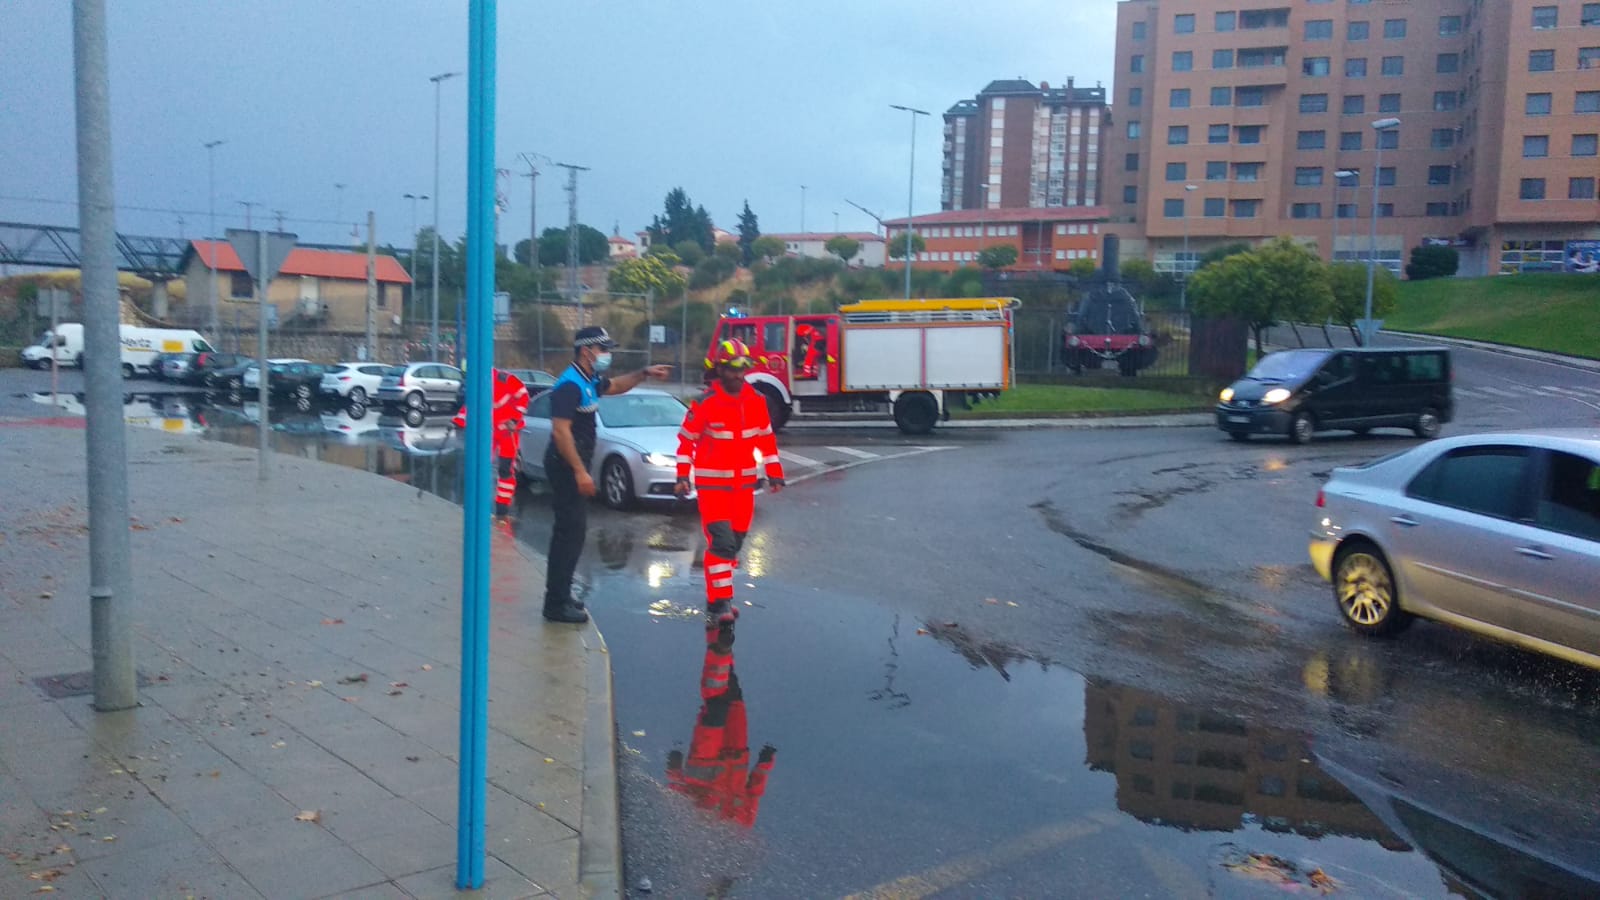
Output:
[1454, 387, 1486, 400]
[827, 445, 881, 459]
[786, 445, 956, 487]
[1477, 386, 1522, 399]
[778, 449, 822, 468]
[1543, 385, 1594, 398]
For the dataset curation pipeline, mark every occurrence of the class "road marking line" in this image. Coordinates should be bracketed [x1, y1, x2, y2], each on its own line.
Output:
[827, 445, 881, 459]
[841, 815, 1114, 900]
[1542, 385, 1593, 398]
[1477, 386, 1522, 398]
[778, 449, 822, 467]
[1454, 387, 1486, 400]
[785, 445, 954, 487]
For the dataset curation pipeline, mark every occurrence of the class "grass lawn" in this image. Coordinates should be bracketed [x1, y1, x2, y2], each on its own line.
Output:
[1387, 274, 1600, 359]
[953, 383, 1208, 418]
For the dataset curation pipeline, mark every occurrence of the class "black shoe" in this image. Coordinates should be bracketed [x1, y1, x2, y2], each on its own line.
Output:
[543, 603, 589, 624]
[706, 600, 739, 627]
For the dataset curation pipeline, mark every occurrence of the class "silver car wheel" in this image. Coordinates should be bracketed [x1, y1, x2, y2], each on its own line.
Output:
[1414, 408, 1442, 439]
[1337, 551, 1393, 627]
[1290, 412, 1314, 444]
[601, 457, 633, 510]
[405, 390, 426, 410]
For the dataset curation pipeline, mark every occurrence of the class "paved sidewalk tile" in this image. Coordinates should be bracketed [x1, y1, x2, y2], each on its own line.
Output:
[0, 419, 620, 898]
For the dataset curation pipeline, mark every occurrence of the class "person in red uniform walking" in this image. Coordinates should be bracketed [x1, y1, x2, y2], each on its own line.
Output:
[451, 367, 528, 518]
[674, 339, 783, 627]
[666, 624, 776, 828]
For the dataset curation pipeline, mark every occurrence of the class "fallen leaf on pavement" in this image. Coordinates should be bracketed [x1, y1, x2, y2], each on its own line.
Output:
[271, 741, 286, 749]
[387, 690, 403, 696]
[420, 664, 433, 671]
[405, 756, 420, 762]
[631, 730, 646, 737]
[389, 682, 408, 688]
[543, 758, 554, 764]
[1006, 601, 1019, 607]
[306, 680, 323, 688]
[320, 619, 344, 626]
[984, 598, 999, 604]
[915, 628, 929, 635]
[337, 673, 368, 685]
[39, 592, 53, 599]
[293, 810, 320, 823]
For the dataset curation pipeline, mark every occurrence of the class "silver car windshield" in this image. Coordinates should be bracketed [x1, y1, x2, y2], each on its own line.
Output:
[597, 394, 687, 428]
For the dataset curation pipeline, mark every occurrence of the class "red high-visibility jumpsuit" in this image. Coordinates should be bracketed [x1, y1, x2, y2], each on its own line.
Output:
[675, 382, 782, 610]
[453, 369, 529, 515]
[665, 635, 774, 828]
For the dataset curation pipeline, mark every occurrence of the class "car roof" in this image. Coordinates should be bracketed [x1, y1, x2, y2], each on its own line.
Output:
[1427, 429, 1600, 455]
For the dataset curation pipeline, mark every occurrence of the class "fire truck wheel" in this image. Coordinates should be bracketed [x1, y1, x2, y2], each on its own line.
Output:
[757, 384, 790, 432]
[893, 392, 938, 436]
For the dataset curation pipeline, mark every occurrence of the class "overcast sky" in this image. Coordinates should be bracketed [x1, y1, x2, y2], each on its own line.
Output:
[1, 1, 1118, 251]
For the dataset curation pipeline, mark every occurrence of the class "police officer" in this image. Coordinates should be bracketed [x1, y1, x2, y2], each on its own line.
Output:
[543, 326, 671, 623]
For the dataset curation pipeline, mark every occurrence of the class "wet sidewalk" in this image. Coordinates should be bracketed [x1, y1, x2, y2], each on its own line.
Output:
[0, 410, 619, 898]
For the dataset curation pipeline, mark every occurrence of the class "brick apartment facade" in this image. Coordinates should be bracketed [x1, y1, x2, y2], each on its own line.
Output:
[941, 79, 1111, 212]
[883, 207, 1108, 273]
[1105, 0, 1600, 277]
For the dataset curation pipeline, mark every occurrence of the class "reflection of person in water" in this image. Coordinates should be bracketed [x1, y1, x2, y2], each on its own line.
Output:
[666, 624, 775, 828]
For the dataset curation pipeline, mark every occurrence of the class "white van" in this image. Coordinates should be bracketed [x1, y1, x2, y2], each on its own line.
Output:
[22, 324, 215, 377]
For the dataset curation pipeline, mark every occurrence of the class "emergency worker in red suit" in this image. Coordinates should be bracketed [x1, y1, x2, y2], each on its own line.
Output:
[666, 624, 776, 828]
[451, 367, 528, 518]
[674, 339, 784, 627]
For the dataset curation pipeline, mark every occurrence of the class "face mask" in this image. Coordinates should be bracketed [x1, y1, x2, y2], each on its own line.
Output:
[593, 352, 613, 373]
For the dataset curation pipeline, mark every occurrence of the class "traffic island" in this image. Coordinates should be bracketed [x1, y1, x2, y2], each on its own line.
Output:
[950, 383, 1212, 420]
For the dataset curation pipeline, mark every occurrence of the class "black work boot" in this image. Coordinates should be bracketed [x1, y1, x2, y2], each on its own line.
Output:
[706, 600, 739, 627]
[543, 601, 589, 624]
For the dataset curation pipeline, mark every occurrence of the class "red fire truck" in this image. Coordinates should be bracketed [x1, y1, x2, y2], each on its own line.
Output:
[702, 297, 1019, 435]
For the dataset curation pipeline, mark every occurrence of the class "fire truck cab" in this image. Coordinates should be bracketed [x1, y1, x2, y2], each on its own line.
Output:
[704, 297, 1019, 435]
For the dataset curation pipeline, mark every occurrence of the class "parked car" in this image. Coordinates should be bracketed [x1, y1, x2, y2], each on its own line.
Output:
[1310, 429, 1600, 670]
[376, 363, 463, 412]
[154, 352, 197, 382]
[517, 388, 688, 509]
[319, 362, 391, 405]
[1217, 346, 1453, 444]
[504, 368, 558, 395]
[259, 361, 327, 402]
[192, 352, 252, 386]
[209, 359, 258, 396]
[242, 358, 311, 391]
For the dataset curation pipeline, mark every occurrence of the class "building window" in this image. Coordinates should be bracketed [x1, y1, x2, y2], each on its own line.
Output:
[1527, 92, 1553, 115]
[1383, 19, 1407, 40]
[1173, 51, 1194, 72]
[1434, 53, 1459, 74]
[1571, 177, 1598, 199]
[1431, 128, 1456, 149]
[230, 272, 253, 298]
[1337, 202, 1357, 219]
[1295, 167, 1324, 186]
[1216, 10, 1236, 31]
[1378, 166, 1396, 186]
[1208, 123, 1230, 143]
[1306, 19, 1333, 40]
[1291, 203, 1323, 219]
[1174, 13, 1196, 33]
[1529, 50, 1555, 72]
[1126, 151, 1140, 171]
[1238, 47, 1286, 68]
[1297, 130, 1327, 150]
[1164, 198, 1186, 218]
[1426, 202, 1452, 216]
[1300, 93, 1329, 114]
[1241, 8, 1289, 29]
[1129, 86, 1143, 107]
[1525, 135, 1551, 158]
[1377, 129, 1399, 150]
[1578, 91, 1600, 113]
[1377, 203, 1394, 217]
[1304, 56, 1331, 77]
[1586, 4, 1600, 27]
[1346, 58, 1368, 77]
[1532, 6, 1558, 29]
[1438, 15, 1461, 36]
[1233, 162, 1263, 181]
[1130, 54, 1144, 73]
[1168, 125, 1189, 145]
[1341, 131, 1363, 150]
[1166, 161, 1188, 182]
[1381, 56, 1404, 77]
[1236, 125, 1264, 145]
[1132, 20, 1147, 40]
[1123, 185, 1138, 203]
[1574, 133, 1599, 157]
[1236, 86, 1267, 107]
[1521, 178, 1547, 200]
[1230, 199, 1261, 218]
[1581, 48, 1600, 69]
[1428, 165, 1454, 185]
[1343, 94, 1366, 115]
[1206, 160, 1228, 180]
[1348, 20, 1369, 40]
[1433, 91, 1459, 111]
[1171, 88, 1191, 108]
[1213, 48, 1235, 69]
[1378, 93, 1401, 113]
[1204, 197, 1226, 217]
[1127, 121, 1141, 139]
[1211, 86, 1233, 106]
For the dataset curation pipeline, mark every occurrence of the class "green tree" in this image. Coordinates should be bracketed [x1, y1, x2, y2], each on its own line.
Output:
[1198, 242, 1253, 271]
[1188, 236, 1332, 356]
[536, 225, 609, 267]
[607, 255, 688, 299]
[824, 235, 861, 265]
[1406, 244, 1459, 280]
[647, 188, 714, 253]
[737, 200, 760, 266]
[977, 244, 1020, 271]
[886, 232, 927, 260]
[1067, 258, 1097, 279]
[673, 240, 706, 267]
[714, 241, 743, 264]
[751, 235, 785, 263]
[1327, 262, 1399, 345]
[942, 266, 987, 298]
[689, 255, 737, 290]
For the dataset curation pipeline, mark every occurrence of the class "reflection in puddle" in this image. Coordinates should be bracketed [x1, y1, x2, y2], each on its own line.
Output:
[667, 625, 775, 830]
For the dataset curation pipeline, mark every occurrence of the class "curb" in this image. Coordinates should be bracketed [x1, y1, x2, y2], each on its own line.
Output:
[1379, 330, 1600, 373]
[784, 412, 1214, 430]
[578, 623, 623, 899]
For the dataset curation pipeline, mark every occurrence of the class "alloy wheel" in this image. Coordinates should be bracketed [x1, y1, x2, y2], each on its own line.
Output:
[1337, 551, 1393, 627]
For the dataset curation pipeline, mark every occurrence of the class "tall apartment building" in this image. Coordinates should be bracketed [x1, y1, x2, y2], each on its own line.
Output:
[941, 78, 1110, 212]
[1105, 0, 1600, 277]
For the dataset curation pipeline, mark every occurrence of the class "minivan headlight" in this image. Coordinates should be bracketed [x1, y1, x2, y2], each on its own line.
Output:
[1219, 387, 1234, 402]
[1262, 388, 1292, 404]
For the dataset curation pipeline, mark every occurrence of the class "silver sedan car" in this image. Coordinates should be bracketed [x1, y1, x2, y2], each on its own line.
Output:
[517, 388, 687, 509]
[1310, 429, 1600, 670]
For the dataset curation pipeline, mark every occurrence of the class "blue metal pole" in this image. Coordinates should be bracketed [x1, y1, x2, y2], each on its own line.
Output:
[456, 0, 495, 890]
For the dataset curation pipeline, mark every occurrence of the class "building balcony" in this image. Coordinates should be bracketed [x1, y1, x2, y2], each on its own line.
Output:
[1227, 64, 1290, 88]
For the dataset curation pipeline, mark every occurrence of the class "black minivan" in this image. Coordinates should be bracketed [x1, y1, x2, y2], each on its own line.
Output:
[1215, 346, 1453, 443]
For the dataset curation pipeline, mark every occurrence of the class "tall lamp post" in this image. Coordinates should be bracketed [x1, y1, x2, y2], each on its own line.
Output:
[1179, 183, 1198, 311]
[1332, 169, 1357, 265]
[203, 139, 224, 338]
[1364, 117, 1401, 346]
[430, 71, 461, 361]
[800, 184, 808, 236]
[890, 103, 929, 299]
[404, 192, 428, 328]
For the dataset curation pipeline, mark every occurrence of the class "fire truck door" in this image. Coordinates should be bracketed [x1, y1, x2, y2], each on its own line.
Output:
[792, 318, 830, 396]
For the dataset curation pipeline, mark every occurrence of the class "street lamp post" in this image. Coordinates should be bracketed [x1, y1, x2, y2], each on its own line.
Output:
[1332, 169, 1357, 266]
[430, 71, 461, 361]
[203, 139, 224, 338]
[891, 103, 929, 300]
[800, 184, 808, 236]
[1180, 183, 1198, 311]
[1364, 117, 1401, 346]
[404, 192, 428, 327]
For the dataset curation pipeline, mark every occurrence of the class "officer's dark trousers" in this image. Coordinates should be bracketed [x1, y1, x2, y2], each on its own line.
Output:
[544, 453, 588, 609]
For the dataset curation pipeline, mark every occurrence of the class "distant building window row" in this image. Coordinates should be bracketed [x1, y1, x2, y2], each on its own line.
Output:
[1163, 198, 1260, 219]
[1054, 248, 1099, 260]
[1530, 47, 1600, 71]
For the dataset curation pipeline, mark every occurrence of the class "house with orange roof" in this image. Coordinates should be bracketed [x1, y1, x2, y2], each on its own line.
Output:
[180, 240, 412, 333]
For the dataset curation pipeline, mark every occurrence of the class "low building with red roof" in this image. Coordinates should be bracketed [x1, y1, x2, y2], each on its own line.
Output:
[882, 206, 1110, 272]
[180, 240, 413, 334]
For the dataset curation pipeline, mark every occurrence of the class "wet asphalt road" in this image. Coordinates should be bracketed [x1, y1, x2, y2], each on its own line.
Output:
[7, 359, 1600, 898]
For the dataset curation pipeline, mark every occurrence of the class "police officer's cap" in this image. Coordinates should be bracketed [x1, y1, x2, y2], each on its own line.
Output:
[573, 326, 616, 350]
